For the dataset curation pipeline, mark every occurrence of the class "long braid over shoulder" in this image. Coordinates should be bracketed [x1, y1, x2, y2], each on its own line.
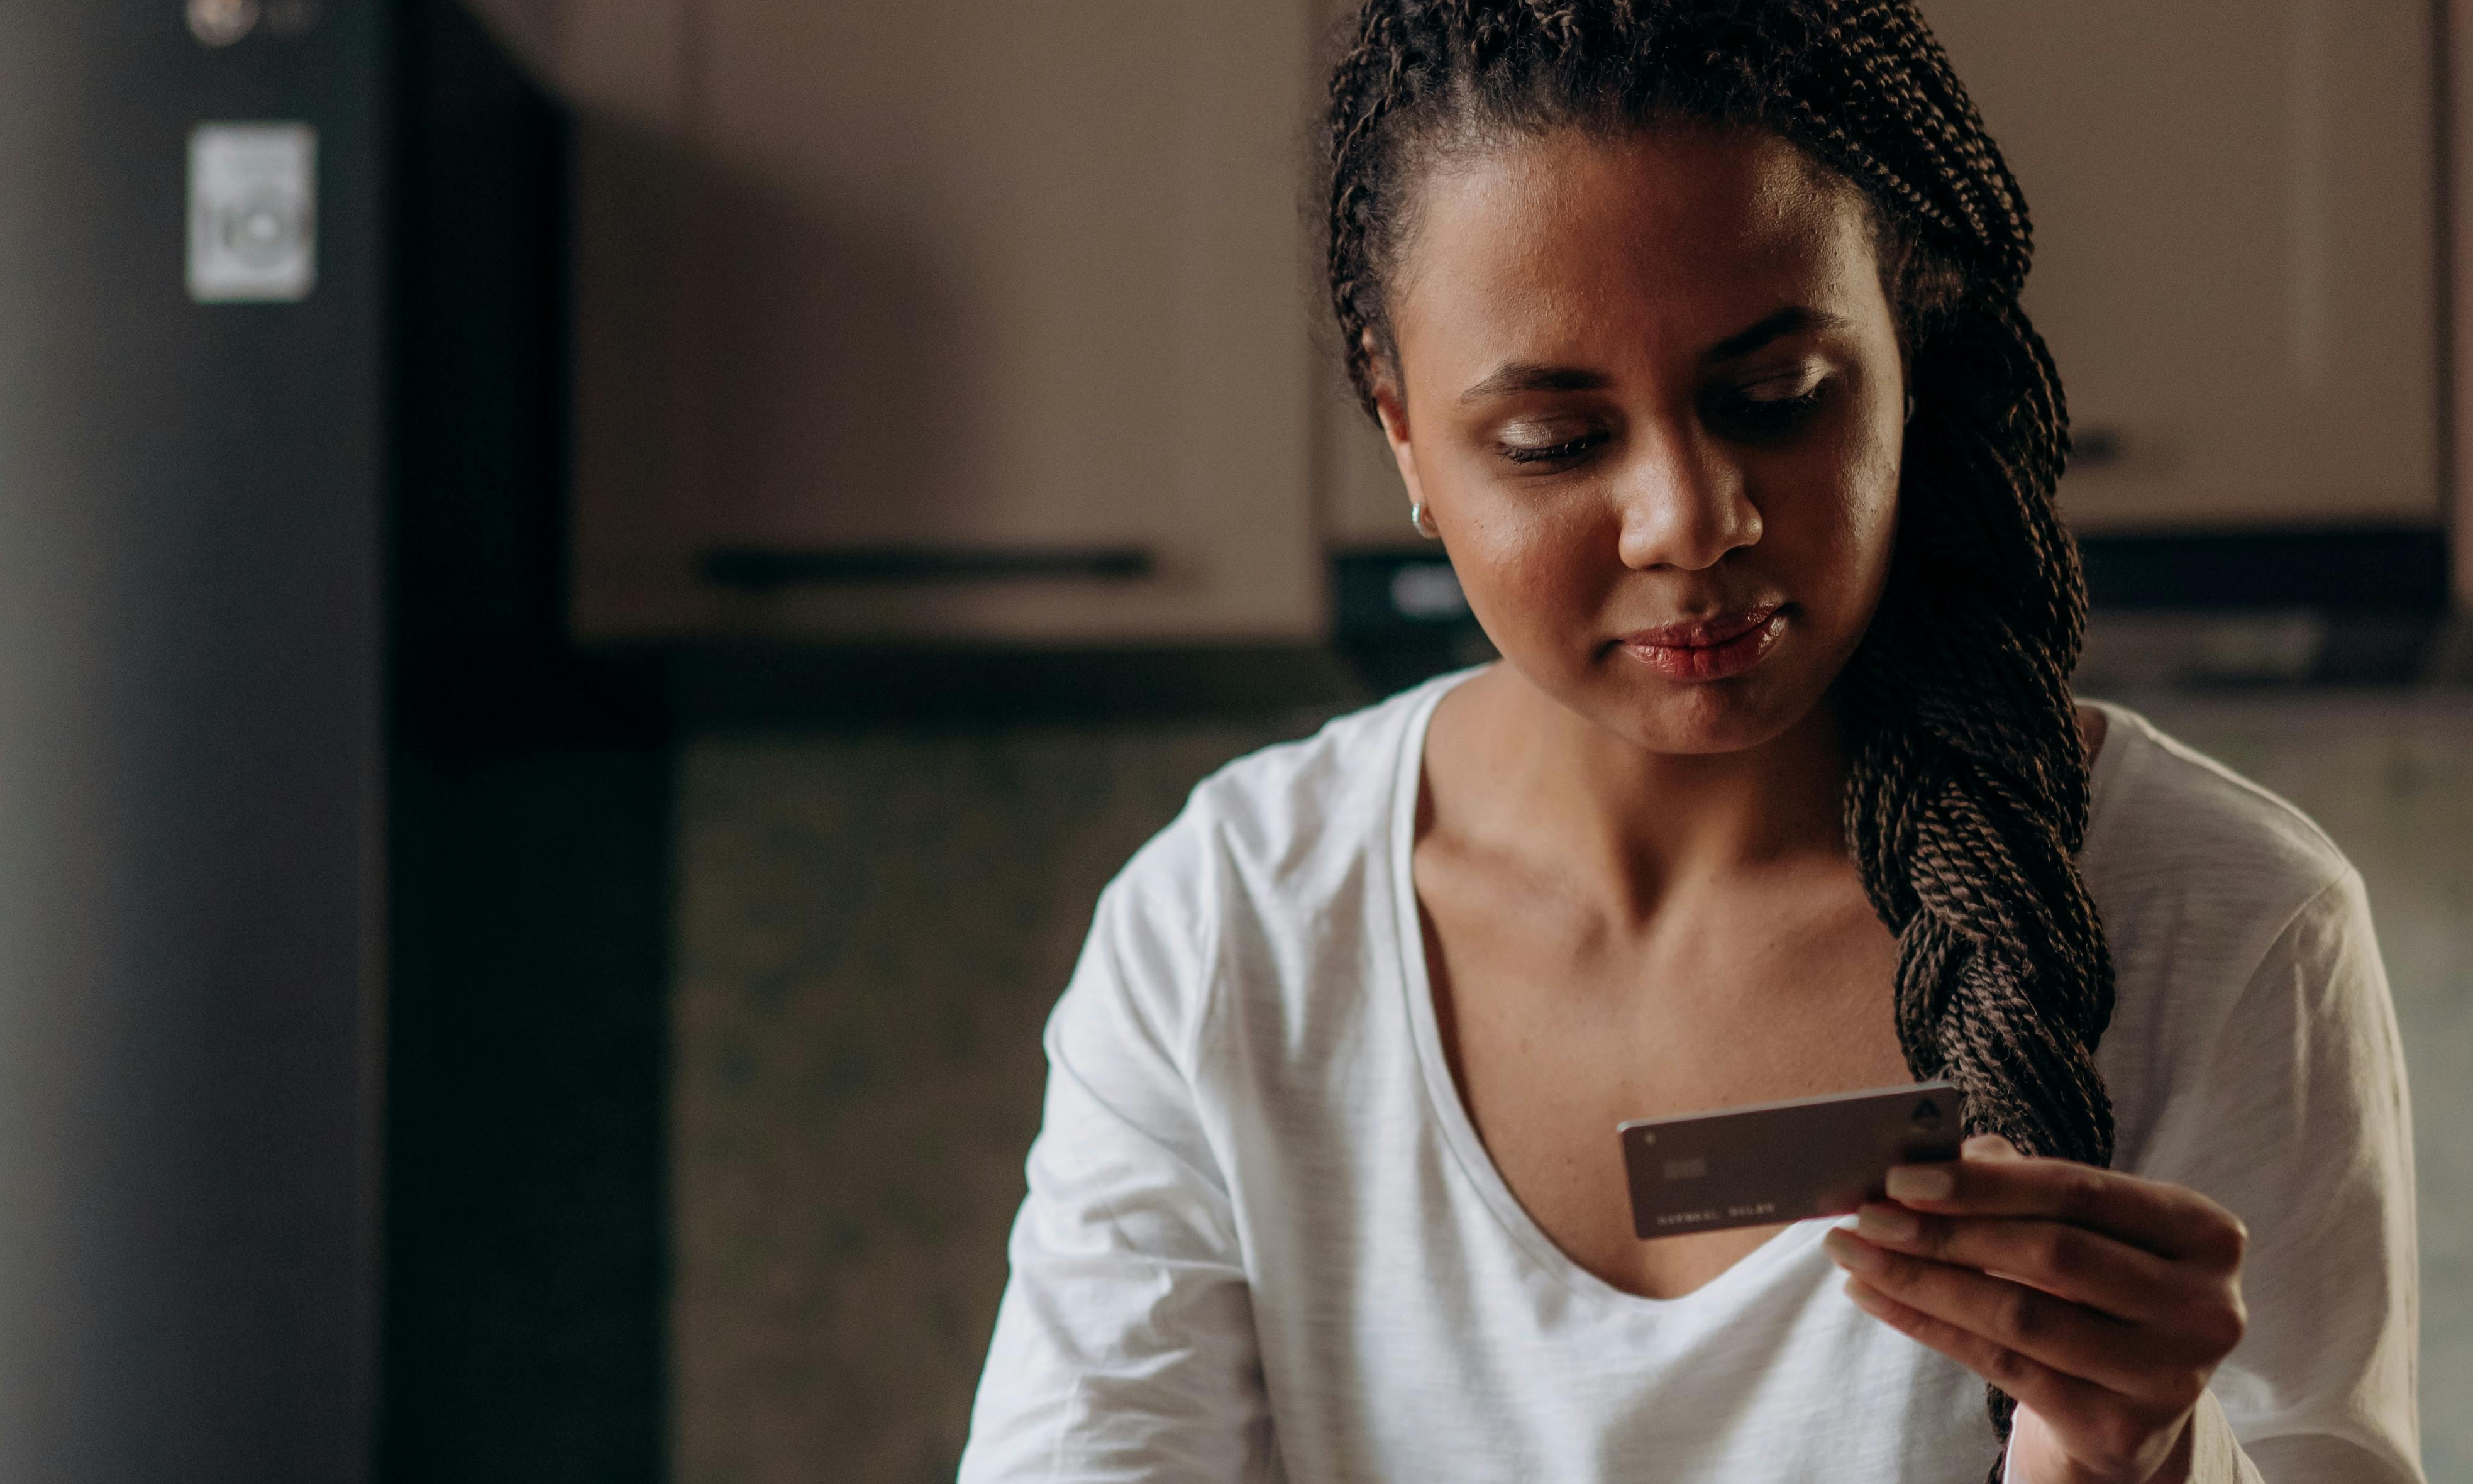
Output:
[1321, 1, 2113, 1470]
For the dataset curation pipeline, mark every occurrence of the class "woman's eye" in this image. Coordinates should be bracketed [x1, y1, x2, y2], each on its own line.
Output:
[1712, 376, 1830, 439]
[1497, 428, 1610, 467]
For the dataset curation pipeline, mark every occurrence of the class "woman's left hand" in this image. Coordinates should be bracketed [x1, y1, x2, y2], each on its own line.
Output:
[1822, 1133, 2249, 1484]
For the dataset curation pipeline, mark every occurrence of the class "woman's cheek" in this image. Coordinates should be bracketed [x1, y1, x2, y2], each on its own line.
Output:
[1450, 506, 1605, 665]
[1838, 470, 1903, 624]
[1771, 444, 1899, 630]
[1446, 526, 1546, 648]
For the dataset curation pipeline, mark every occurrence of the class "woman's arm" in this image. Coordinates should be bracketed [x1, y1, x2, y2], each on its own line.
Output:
[957, 871, 1273, 1484]
[1825, 868, 2423, 1484]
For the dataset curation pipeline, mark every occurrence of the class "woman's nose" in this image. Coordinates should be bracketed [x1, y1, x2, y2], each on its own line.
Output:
[1610, 427, 1762, 573]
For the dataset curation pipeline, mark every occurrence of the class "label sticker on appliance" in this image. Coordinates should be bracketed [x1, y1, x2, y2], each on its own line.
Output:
[187, 123, 317, 302]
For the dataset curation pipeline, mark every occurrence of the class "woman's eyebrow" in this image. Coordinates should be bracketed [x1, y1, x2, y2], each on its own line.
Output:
[1457, 306, 1854, 404]
[1458, 362, 1612, 404]
[1701, 305, 1852, 364]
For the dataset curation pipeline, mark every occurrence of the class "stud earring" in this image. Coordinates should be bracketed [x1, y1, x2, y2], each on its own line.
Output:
[1410, 502, 1440, 539]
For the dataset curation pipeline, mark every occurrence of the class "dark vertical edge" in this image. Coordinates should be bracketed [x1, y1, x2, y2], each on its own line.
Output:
[360, 5, 400, 1476]
[382, 2, 672, 1480]
[2434, 0, 2459, 611]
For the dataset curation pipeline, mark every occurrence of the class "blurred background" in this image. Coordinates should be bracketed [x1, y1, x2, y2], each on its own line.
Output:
[0, 1, 2465, 1481]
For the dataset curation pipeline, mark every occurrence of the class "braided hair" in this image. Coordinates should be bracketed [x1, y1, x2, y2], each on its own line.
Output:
[1322, 2, 2113, 1470]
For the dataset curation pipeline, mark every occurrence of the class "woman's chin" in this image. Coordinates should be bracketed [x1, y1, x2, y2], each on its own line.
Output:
[1595, 670, 1827, 758]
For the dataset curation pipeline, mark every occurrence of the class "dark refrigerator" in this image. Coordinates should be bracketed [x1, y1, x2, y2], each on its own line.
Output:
[0, 4, 665, 1480]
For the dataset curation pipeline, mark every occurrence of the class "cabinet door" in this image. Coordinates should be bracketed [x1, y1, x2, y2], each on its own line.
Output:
[563, 0, 1325, 643]
[1925, 0, 2441, 533]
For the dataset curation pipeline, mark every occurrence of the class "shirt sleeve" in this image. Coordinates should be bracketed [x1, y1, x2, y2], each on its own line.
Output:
[2184, 1391, 2267, 1484]
[2006, 865, 2420, 1484]
[2002, 1392, 2264, 1484]
[2144, 868, 2425, 1484]
[956, 865, 1275, 1484]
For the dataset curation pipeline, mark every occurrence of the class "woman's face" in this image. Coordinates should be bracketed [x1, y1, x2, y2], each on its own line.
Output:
[1373, 125, 1908, 756]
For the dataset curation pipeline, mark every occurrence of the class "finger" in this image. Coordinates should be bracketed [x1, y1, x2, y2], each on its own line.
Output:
[1882, 1151, 2247, 1268]
[1847, 1204, 2215, 1334]
[1825, 1227, 2173, 1398]
[1842, 1276, 2183, 1478]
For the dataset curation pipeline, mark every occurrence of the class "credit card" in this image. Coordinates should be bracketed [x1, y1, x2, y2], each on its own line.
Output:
[1618, 1080, 1965, 1239]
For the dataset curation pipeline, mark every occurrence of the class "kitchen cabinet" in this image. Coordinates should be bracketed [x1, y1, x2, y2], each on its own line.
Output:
[539, 0, 1327, 644]
[1922, 1, 2442, 533]
[485, 0, 2455, 631]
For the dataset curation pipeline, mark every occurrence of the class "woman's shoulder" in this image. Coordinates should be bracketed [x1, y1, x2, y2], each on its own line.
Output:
[2076, 700, 2387, 1161]
[2078, 698, 2357, 935]
[1086, 670, 1471, 971]
[1117, 668, 1466, 897]
[1059, 672, 1464, 1077]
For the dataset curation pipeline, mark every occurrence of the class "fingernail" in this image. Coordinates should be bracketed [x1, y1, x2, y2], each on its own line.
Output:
[1884, 1164, 1954, 1202]
[1843, 1276, 1892, 1315]
[1855, 1202, 1918, 1243]
[1823, 1228, 1884, 1273]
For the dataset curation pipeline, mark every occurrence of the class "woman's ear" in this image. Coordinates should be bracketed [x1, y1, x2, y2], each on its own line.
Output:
[1363, 328, 1428, 508]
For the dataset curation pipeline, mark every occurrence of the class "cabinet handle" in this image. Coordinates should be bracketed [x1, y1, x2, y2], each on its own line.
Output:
[2071, 427, 2128, 469]
[703, 545, 1156, 589]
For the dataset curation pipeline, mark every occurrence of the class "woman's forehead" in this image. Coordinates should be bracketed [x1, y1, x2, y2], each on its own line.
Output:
[1390, 126, 1889, 372]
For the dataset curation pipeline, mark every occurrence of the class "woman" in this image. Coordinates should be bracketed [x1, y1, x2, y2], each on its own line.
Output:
[957, 3, 2421, 1480]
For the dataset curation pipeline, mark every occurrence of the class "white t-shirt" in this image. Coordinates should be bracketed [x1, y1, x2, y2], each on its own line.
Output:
[957, 667, 2423, 1484]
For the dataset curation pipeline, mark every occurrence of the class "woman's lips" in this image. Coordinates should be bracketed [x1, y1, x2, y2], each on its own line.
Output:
[1616, 606, 1788, 682]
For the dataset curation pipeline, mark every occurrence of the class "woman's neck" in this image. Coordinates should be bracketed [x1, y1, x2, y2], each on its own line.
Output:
[1432, 663, 1854, 926]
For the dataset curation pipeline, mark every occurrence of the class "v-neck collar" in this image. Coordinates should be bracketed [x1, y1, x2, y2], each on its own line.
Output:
[1384, 665, 1836, 1313]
